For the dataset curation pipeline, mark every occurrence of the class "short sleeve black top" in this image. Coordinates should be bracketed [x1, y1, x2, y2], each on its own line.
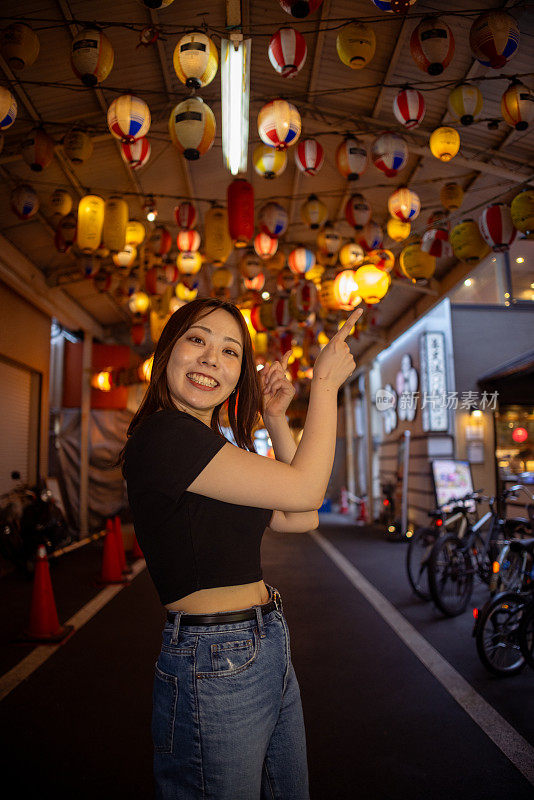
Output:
[123, 408, 273, 605]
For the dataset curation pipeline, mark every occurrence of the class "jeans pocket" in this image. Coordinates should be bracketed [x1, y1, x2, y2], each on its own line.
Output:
[152, 662, 179, 754]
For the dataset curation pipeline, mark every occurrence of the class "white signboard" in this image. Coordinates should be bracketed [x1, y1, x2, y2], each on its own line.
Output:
[420, 332, 448, 432]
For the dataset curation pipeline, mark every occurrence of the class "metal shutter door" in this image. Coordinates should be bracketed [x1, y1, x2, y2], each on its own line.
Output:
[0, 359, 31, 494]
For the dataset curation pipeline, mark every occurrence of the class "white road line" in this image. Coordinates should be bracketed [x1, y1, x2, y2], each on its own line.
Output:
[0, 559, 146, 703]
[310, 529, 534, 787]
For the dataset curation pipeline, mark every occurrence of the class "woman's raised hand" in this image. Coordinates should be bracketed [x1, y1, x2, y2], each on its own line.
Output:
[260, 349, 296, 419]
[312, 307, 364, 389]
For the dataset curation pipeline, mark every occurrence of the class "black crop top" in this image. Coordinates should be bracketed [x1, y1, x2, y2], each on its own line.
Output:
[123, 408, 273, 605]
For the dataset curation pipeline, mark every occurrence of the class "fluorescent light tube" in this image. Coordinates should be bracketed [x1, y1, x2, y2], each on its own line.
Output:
[221, 38, 251, 175]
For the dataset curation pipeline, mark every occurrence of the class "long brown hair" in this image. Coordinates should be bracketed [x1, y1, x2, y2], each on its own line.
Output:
[118, 297, 263, 471]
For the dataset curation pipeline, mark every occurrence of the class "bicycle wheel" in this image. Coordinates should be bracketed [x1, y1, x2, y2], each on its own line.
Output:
[406, 527, 436, 600]
[518, 598, 534, 670]
[475, 592, 527, 677]
[428, 534, 474, 617]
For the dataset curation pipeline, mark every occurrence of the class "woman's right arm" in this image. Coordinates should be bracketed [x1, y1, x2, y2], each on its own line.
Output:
[186, 307, 363, 512]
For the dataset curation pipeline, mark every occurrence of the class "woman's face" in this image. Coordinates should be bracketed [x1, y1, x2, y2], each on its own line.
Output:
[166, 308, 244, 424]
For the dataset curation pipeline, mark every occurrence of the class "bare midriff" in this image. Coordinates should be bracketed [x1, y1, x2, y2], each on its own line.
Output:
[164, 579, 271, 614]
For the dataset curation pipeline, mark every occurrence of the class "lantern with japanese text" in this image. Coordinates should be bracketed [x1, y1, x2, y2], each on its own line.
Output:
[336, 22, 376, 69]
[288, 246, 315, 275]
[399, 242, 436, 282]
[239, 251, 263, 279]
[387, 217, 410, 242]
[301, 194, 327, 230]
[46, 189, 72, 221]
[11, 184, 39, 220]
[108, 95, 150, 142]
[345, 193, 371, 231]
[279, 0, 323, 17]
[294, 138, 324, 176]
[479, 203, 516, 252]
[258, 99, 301, 150]
[168, 97, 215, 160]
[120, 137, 151, 170]
[103, 196, 128, 252]
[354, 265, 390, 304]
[339, 242, 365, 268]
[228, 178, 254, 247]
[335, 137, 368, 180]
[440, 182, 464, 211]
[448, 84, 483, 126]
[253, 144, 287, 178]
[125, 220, 146, 247]
[393, 88, 425, 129]
[421, 227, 451, 259]
[430, 127, 460, 161]
[254, 232, 278, 260]
[71, 27, 114, 86]
[469, 11, 519, 69]
[204, 205, 232, 266]
[176, 251, 202, 274]
[112, 244, 137, 270]
[317, 223, 342, 257]
[268, 27, 307, 78]
[77, 195, 105, 253]
[371, 132, 408, 177]
[501, 80, 534, 132]
[0, 87, 17, 130]
[21, 127, 55, 171]
[0, 23, 39, 70]
[410, 17, 455, 75]
[388, 187, 420, 223]
[358, 220, 383, 252]
[55, 212, 77, 252]
[148, 225, 172, 257]
[177, 229, 201, 253]
[259, 202, 288, 237]
[173, 32, 218, 89]
[450, 219, 491, 264]
[511, 189, 534, 237]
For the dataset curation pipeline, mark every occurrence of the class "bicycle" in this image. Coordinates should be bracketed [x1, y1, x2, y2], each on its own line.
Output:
[519, 594, 534, 670]
[473, 586, 534, 677]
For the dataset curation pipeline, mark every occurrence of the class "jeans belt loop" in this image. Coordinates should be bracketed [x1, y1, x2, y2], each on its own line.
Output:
[171, 610, 183, 645]
[255, 604, 266, 639]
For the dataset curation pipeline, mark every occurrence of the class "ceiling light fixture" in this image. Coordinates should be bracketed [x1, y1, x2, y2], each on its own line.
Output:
[221, 35, 251, 176]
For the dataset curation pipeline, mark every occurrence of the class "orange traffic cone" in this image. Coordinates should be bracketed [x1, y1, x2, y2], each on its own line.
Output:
[113, 515, 130, 574]
[18, 546, 74, 643]
[97, 525, 128, 585]
[340, 486, 349, 514]
[359, 499, 367, 523]
[131, 532, 144, 560]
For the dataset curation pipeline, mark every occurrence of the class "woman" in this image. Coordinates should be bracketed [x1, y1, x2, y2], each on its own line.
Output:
[121, 296, 361, 799]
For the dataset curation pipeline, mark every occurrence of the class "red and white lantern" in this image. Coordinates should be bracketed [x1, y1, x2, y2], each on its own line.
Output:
[371, 132, 408, 177]
[345, 193, 371, 230]
[120, 137, 151, 170]
[388, 187, 421, 223]
[257, 99, 301, 150]
[288, 246, 315, 275]
[254, 232, 278, 260]
[268, 27, 307, 78]
[149, 225, 172, 257]
[393, 88, 425, 129]
[177, 229, 201, 252]
[21, 127, 55, 172]
[294, 138, 324, 176]
[358, 220, 383, 252]
[259, 202, 288, 237]
[479, 203, 516, 252]
[174, 201, 198, 229]
[421, 228, 451, 259]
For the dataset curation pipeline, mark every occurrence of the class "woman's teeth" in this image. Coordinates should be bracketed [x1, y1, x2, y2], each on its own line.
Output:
[186, 373, 219, 388]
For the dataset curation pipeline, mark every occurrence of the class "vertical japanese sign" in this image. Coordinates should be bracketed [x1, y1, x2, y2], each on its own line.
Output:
[419, 332, 448, 432]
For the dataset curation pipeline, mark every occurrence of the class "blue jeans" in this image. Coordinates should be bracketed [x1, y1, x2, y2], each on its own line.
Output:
[152, 583, 310, 800]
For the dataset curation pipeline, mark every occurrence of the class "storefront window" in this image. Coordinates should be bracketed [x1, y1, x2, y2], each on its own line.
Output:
[495, 405, 534, 486]
[510, 239, 534, 303]
[449, 239, 534, 307]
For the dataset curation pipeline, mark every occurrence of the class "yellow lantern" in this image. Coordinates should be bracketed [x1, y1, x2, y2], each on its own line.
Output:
[316, 250, 338, 268]
[46, 188, 72, 221]
[399, 243, 436, 282]
[77, 194, 105, 253]
[387, 217, 411, 242]
[354, 264, 390, 304]
[0, 23, 40, 70]
[368, 249, 395, 273]
[301, 194, 327, 230]
[204, 205, 232, 267]
[212, 268, 234, 289]
[448, 84, 483, 126]
[265, 250, 286, 273]
[173, 32, 218, 89]
[334, 270, 362, 310]
[305, 263, 325, 284]
[112, 244, 137, 270]
[125, 220, 146, 247]
[430, 127, 461, 162]
[511, 189, 534, 236]
[128, 291, 150, 314]
[169, 97, 216, 160]
[71, 27, 114, 86]
[339, 242, 365, 268]
[253, 144, 287, 179]
[63, 128, 93, 163]
[176, 282, 198, 302]
[103, 196, 128, 252]
[440, 182, 464, 211]
[336, 22, 376, 70]
[176, 251, 202, 274]
[450, 220, 491, 264]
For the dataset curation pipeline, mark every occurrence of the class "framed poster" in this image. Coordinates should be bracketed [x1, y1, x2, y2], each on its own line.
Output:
[420, 332, 448, 432]
[431, 459, 475, 512]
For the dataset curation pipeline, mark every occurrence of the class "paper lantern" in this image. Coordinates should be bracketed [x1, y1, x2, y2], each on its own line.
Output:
[371, 132, 408, 177]
[421, 228, 451, 259]
[301, 194, 327, 230]
[279, 0, 323, 18]
[265, 250, 286, 273]
[21, 127, 55, 172]
[175, 282, 198, 302]
[138, 0, 175, 8]
[511, 189, 534, 237]
[399, 243, 436, 282]
[288, 247, 315, 275]
[393, 88, 425, 130]
[63, 128, 93, 163]
[289, 281, 318, 321]
[410, 17, 455, 75]
[173, 32, 218, 89]
[120, 137, 151, 170]
[71, 27, 114, 86]
[125, 220, 146, 247]
[176, 251, 202, 275]
[358, 220, 383, 252]
[254, 232, 278, 260]
[469, 11, 519, 69]
[149, 226, 172, 257]
[175, 202, 198, 230]
[0, 23, 39, 70]
[55, 213, 77, 252]
[129, 291, 150, 314]
[430, 127, 460, 162]
[336, 22, 376, 69]
[268, 27, 307, 78]
[387, 217, 410, 242]
[450, 220, 491, 264]
[354, 265, 390, 304]
[239, 251, 263, 279]
[259, 202, 288, 237]
[345, 193, 372, 231]
[368, 249, 395, 273]
[258, 100, 301, 151]
[113, 244, 137, 269]
[305, 263, 325, 284]
[46, 189, 72, 221]
[212, 268, 234, 290]
[479, 203, 516, 252]
[228, 179, 254, 247]
[0, 87, 17, 130]
[168, 96, 215, 160]
[501, 80, 534, 132]
[448, 84, 483, 126]
[103, 196, 128, 252]
[253, 144, 287, 178]
[316, 249, 337, 268]
[145, 266, 168, 297]
[388, 187, 420, 223]
[204, 205, 232, 266]
[317, 224, 342, 256]
[77, 195, 105, 253]
[108, 95, 150, 143]
[339, 243, 365, 268]
[295, 138, 324, 176]
[177, 229, 201, 252]
[440, 182, 464, 211]
[336, 137, 368, 180]
[371, 0, 416, 11]
[11, 184, 39, 220]
[319, 272, 359, 312]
